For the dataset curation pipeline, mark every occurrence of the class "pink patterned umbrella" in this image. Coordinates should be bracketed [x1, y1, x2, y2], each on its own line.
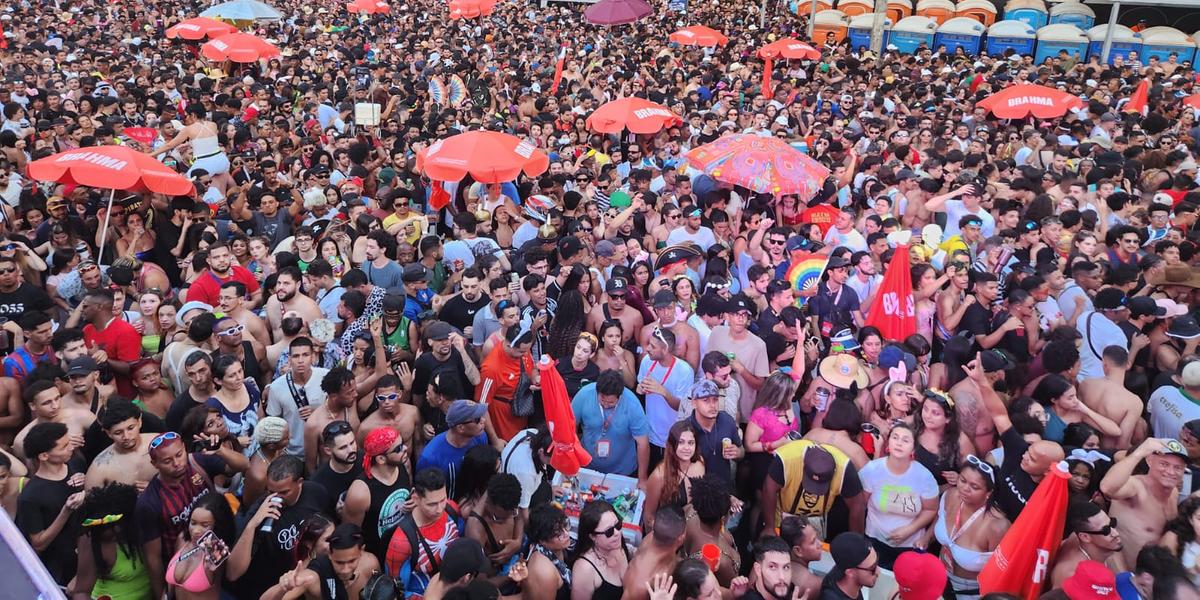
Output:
[584, 0, 652, 25]
[685, 134, 830, 197]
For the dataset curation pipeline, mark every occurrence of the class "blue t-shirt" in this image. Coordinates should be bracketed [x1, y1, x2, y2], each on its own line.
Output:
[415, 432, 489, 498]
[571, 383, 649, 477]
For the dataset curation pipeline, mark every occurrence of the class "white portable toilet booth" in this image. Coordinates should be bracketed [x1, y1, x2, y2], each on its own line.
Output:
[1087, 24, 1143, 64]
[934, 17, 986, 54]
[1140, 27, 1196, 63]
[1035, 23, 1088, 63]
[986, 19, 1037, 57]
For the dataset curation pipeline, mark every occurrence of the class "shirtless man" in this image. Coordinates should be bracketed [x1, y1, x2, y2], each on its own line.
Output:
[640, 289, 700, 370]
[303, 367, 362, 473]
[1051, 501, 1123, 587]
[948, 350, 1011, 455]
[267, 312, 306, 372]
[586, 277, 644, 345]
[936, 263, 974, 341]
[780, 516, 824, 600]
[1078, 346, 1145, 448]
[263, 523, 381, 600]
[266, 267, 323, 342]
[62, 356, 115, 415]
[1100, 437, 1186, 570]
[621, 505, 686, 600]
[218, 281, 270, 345]
[84, 399, 159, 490]
[358, 371, 420, 461]
[14, 379, 94, 460]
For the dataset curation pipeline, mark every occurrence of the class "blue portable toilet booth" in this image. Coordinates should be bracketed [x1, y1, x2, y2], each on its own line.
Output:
[1087, 24, 1142, 64]
[1140, 27, 1196, 62]
[890, 15, 938, 53]
[1036, 24, 1088, 64]
[849, 13, 892, 52]
[987, 20, 1037, 57]
[1195, 31, 1200, 64]
[1048, 1, 1094, 30]
[935, 17, 985, 54]
[1003, 0, 1048, 30]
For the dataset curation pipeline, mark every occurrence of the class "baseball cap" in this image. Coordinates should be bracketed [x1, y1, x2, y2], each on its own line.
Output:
[1093, 288, 1127, 311]
[426, 321, 454, 341]
[895, 168, 917, 181]
[727, 295, 754, 315]
[1184, 362, 1200, 387]
[594, 239, 616, 258]
[439, 538, 490, 583]
[1062, 560, 1116, 600]
[981, 349, 1016, 373]
[606, 277, 628, 295]
[786, 236, 809, 253]
[446, 399, 488, 427]
[894, 551, 946, 600]
[402, 263, 431, 283]
[176, 301, 213, 328]
[1128, 296, 1167, 319]
[829, 531, 871, 570]
[826, 255, 851, 270]
[651, 289, 677, 308]
[690, 379, 720, 399]
[1019, 218, 1040, 233]
[1157, 438, 1189, 459]
[67, 356, 98, 377]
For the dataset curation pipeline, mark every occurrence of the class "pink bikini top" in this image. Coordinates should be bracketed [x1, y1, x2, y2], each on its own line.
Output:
[166, 546, 214, 593]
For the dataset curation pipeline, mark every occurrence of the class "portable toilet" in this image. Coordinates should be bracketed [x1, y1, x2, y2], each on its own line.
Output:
[1048, 1, 1094, 30]
[890, 15, 938, 53]
[1087, 24, 1143, 64]
[954, 0, 997, 27]
[986, 19, 1037, 57]
[1004, 0, 1048, 30]
[1036, 23, 1088, 63]
[935, 17, 985, 54]
[791, 0, 835, 15]
[916, 0, 955, 25]
[849, 13, 892, 51]
[813, 10, 850, 44]
[1140, 27, 1196, 62]
[1194, 31, 1200, 64]
[837, 0, 873, 17]
[886, 0, 912, 25]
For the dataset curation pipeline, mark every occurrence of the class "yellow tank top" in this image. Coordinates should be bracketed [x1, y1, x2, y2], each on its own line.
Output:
[774, 440, 853, 527]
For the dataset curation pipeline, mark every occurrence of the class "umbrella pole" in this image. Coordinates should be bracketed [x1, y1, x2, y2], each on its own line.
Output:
[96, 189, 116, 266]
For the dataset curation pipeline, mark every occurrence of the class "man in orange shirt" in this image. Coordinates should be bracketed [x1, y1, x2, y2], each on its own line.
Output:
[476, 325, 536, 443]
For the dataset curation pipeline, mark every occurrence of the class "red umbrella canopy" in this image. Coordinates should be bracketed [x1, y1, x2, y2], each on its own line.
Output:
[200, 32, 281, 63]
[685, 134, 830, 197]
[979, 462, 1071, 599]
[537, 357, 591, 476]
[1183, 94, 1200, 111]
[586, 97, 682, 134]
[584, 0, 652, 25]
[347, 0, 390, 13]
[165, 17, 238, 41]
[416, 130, 549, 183]
[448, 0, 496, 19]
[757, 37, 820, 60]
[975, 83, 1085, 119]
[668, 25, 729, 47]
[28, 146, 195, 196]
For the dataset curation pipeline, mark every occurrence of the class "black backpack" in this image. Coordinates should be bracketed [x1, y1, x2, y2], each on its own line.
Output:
[361, 571, 401, 600]
[392, 503, 464, 575]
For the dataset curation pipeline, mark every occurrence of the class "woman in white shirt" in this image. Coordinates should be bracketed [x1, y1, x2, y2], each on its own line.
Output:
[858, 423, 940, 570]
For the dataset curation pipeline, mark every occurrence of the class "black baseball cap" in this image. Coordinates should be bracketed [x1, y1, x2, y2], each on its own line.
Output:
[1129, 296, 1167, 318]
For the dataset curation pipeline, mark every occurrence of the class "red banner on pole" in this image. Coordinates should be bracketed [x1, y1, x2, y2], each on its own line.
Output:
[978, 463, 1070, 599]
[863, 244, 916, 342]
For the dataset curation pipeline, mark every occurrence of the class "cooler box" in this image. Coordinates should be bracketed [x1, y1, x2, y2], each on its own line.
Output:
[1140, 27, 1196, 62]
[814, 9, 850, 44]
[1048, 1, 1094, 29]
[1004, 0, 1048, 29]
[1036, 23, 1088, 63]
[1087, 24, 1142, 63]
[916, 0, 955, 25]
[849, 12, 892, 51]
[954, 0, 997, 27]
[890, 15, 938, 53]
[552, 469, 646, 545]
[987, 19, 1037, 56]
[935, 17, 985, 54]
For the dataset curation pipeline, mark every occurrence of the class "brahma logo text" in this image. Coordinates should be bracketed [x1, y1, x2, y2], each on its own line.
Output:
[57, 151, 129, 171]
[632, 108, 674, 119]
[1006, 96, 1054, 107]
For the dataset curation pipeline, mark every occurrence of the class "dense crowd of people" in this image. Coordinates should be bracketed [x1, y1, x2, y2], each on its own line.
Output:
[3, 0, 1200, 598]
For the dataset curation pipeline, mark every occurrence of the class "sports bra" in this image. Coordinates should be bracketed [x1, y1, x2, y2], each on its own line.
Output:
[934, 493, 993, 573]
[167, 545, 214, 593]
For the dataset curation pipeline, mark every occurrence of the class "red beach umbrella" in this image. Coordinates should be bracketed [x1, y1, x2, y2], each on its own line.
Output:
[668, 25, 729, 47]
[347, 0, 391, 13]
[586, 97, 682, 134]
[416, 130, 549, 183]
[685, 134, 830, 197]
[200, 32, 281, 63]
[975, 83, 1085, 119]
[537, 356, 591, 476]
[584, 0, 652, 25]
[757, 38, 821, 97]
[165, 17, 238, 41]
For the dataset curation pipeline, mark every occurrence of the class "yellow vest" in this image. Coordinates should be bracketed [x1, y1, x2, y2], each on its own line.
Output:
[774, 440, 853, 526]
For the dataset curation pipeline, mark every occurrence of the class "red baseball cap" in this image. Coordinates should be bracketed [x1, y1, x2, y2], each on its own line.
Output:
[893, 551, 946, 600]
[1063, 561, 1117, 600]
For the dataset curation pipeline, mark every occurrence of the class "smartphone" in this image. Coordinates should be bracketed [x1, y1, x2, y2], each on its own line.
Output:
[509, 273, 519, 285]
[197, 530, 230, 568]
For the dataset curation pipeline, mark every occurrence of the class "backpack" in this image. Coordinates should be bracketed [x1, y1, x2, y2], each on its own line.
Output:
[392, 503, 464, 577]
[361, 571, 402, 600]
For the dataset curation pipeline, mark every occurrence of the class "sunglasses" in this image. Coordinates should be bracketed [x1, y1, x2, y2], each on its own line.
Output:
[965, 454, 994, 482]
[217, 324, 245, 336]
[149, 431, 180, 450]
[375, 393, 399, 403]
[593, 520, 623, 538]
[1079, 516, 1118, 536]
[389, 442, 407, 455]
[321, 421, 354, 442]
[0, 267, 16, 275]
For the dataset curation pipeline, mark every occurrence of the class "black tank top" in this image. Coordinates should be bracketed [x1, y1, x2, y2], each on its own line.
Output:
[360, 470, 413, 560]
[579, 551, 629, 600]
[307, 555, 347, 600]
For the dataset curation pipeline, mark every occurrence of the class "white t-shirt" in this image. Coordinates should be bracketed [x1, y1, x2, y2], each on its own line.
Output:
[512, 222, 539, 250]
[845, 273, 883, 314]
[823, 227, 868, 253]
[1076, 310, 1127, 381]
[667, 226, 718, 252]
[1149, 385, 1200, 440]
[265, 368, 330, 457]
[1057, 282, 1093, 320]
[638, 356, 696, 447]
[942, 199, 996, 239]
[859, 458, 939, 548]
[443, 236, 503, 269]
[501, 427, 544, 509]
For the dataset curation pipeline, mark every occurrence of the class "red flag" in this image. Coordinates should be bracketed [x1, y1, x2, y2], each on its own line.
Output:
[123, 127, 159, 146]
[428, 181, 451, 210]
[549, 44, 568, 96]
[978, 462, 1071, 599]
[1123, 79, 1149, 115]
[863, 244, 916, 341]
[537, 356, 591, 475]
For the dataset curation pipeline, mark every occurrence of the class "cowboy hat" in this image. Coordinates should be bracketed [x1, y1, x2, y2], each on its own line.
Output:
[1147, 265, 1200, 289]
[819, 354, 869, 390]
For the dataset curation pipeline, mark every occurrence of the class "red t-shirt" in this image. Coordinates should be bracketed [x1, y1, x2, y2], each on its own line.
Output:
[83, 319, 142, 397]
[186, 266, 260, 307]
[802, 204, 841, 237]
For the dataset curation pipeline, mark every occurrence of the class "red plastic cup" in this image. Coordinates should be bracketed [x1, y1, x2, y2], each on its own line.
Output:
[701, 543, 720, 572]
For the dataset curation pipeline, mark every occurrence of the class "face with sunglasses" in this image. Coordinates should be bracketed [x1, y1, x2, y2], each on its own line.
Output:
[1076, 513, 1121, 551]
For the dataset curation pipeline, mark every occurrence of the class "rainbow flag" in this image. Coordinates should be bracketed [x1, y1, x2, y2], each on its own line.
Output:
[786, 252, 828, 307]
